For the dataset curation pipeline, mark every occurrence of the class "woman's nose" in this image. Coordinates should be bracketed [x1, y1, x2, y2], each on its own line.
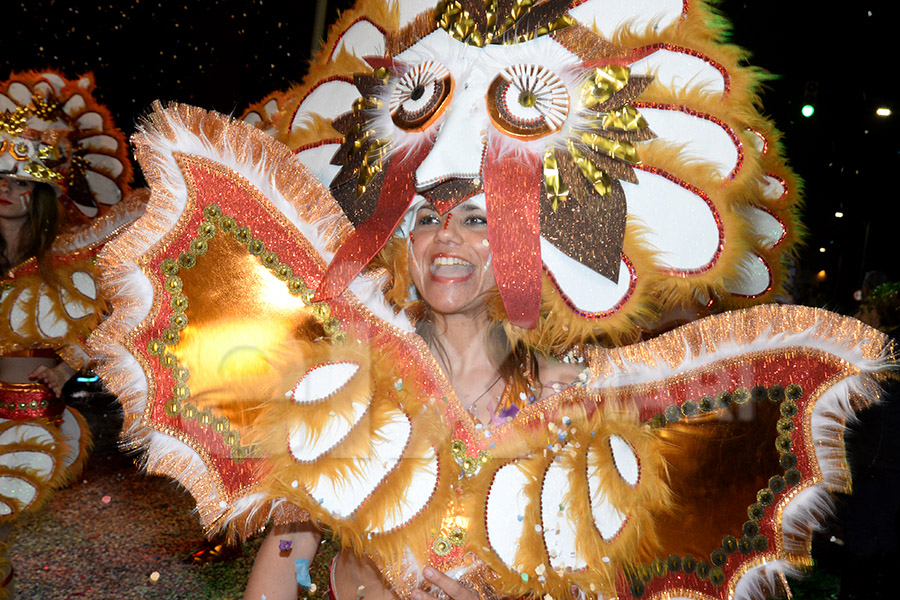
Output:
[434, 213, 463, 242]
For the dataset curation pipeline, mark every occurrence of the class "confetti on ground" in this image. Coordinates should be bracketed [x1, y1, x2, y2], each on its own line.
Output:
[9, 396, 260, 600]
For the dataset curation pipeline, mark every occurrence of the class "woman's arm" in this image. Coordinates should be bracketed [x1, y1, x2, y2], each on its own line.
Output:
[244, 521, 322, 600]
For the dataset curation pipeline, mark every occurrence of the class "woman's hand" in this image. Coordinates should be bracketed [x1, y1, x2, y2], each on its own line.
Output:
[29, 362, 74, 397]
[412, 567, 479, 600]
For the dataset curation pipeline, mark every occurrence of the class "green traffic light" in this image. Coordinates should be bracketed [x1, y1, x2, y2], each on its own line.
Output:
[801, 104, 815, 117]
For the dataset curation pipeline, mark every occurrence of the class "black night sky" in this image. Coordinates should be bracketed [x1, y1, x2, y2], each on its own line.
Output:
[4, 1, 897, 315]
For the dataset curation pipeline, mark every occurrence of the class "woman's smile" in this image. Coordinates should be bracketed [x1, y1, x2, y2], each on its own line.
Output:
[429, 253, 475, 282]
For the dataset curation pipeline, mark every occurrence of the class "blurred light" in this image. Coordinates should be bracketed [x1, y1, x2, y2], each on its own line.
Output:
[818, 247, 826, 253]
[876, 107, 891, 117]
[801, 104, 815, 117]
[816, 270, 827, 281]
[834, 211, 844, 218]
[76, 374, 100, 383]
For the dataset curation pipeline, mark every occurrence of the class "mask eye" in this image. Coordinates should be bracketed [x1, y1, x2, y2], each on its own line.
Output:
[389, 60, 454, 132]
[487, 64, 570, 140]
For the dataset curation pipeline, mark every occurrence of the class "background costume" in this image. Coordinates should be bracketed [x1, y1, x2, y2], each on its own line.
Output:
[0, 70, 140, 594]
[89, 2, 894, 599]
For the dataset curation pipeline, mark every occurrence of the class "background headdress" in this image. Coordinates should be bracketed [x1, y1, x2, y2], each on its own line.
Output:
[1, 70, 133, 225]
[242, 0, 802, 347]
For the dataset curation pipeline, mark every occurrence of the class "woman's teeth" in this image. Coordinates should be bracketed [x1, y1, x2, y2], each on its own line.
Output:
[432, 256, 472, 267]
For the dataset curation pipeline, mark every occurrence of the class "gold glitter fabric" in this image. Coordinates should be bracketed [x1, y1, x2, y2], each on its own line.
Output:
[1, 71, 134, 225]
[91, 102, 896, 600]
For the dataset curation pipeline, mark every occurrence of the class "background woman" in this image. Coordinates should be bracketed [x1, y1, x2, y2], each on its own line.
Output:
[0, 70, 139, 598]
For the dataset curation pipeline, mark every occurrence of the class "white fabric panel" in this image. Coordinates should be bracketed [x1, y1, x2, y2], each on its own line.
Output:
[85, 153, 124, 177]
[0, 475, 38, 508]
[568, 0, 685, 39]
[10, 287, 32, 336]
[741, 206, 785, 250]
[543, 459, 585, 570]
[79, 134, 119, 151]
[609, 435, 640, 486]
[414, 79, 487, 187]
[243, 112, 262, 125]
[331, 20, 386, 61]
[289, 400, 369, 463]
[0, 94, 18, 112]
[485, 461, 531, 569]
[373, 446, 439, 533]
[71, 271, 98, 299]
[0, 451, 54, 478]
[86, 170, 122, 205]
[306, 410, 411, 518]
[62, 94, 86, 116]
[541, 239, 631, 314]
[397, 0, 436, 28]
[588, 449, 627, 541]
[60, 408, 84, 468]
[296, 144, 343, 188]
[291, 81, 361, 131]
[761, 175, 786, 201]
[0, 423, 54, 447]
[290, 362, 360, 404]
[8, 82, 33, 104]
[631, 49, 726, 95]
[723, 252, 771, 297]
[640, 107, 738, 178]
[61, 287, 91, 320]
[76, 111, 103, 132]
[37, 286, 68, 338]
[623, 170, 721, 271]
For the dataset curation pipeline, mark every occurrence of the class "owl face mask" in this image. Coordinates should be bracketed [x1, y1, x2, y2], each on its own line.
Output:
[265, 0, 800, 343]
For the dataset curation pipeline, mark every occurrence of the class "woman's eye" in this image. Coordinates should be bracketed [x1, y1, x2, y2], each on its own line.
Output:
[464, 215, 488, 226]
[389, 60, 453, 132]
[415, 213, 440, 227]
[487, 64, 570, 140]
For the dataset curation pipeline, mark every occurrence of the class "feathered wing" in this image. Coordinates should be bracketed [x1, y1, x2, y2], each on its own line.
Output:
[87, 104, 462, 569]
[354, 305, 896, 600]
[577, 305, 894, 600]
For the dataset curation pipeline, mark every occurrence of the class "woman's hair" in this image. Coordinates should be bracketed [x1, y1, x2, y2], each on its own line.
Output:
[374, 236, 540, 412]
[1, 181, 61, 274]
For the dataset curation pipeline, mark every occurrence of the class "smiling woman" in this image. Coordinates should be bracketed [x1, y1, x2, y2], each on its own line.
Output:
[408, 201, 495, 318]
[89, 2, 894, 600]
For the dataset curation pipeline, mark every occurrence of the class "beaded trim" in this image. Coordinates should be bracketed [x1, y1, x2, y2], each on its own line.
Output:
[146, 203, 347, 461]
[626, 382, 803, 596]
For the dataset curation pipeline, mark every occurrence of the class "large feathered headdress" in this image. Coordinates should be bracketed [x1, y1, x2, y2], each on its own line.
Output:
[1, 70, 133, 225]
[242, 0, 801, 345]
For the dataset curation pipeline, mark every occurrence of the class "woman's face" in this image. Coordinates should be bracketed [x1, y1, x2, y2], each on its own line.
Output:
[0, 176, 35, 220]
[408, 199, 496, 317]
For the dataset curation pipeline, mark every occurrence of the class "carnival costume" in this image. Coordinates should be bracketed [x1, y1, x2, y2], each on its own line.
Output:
[0, 71, 140, 587]
[90, 2, 894, 599]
